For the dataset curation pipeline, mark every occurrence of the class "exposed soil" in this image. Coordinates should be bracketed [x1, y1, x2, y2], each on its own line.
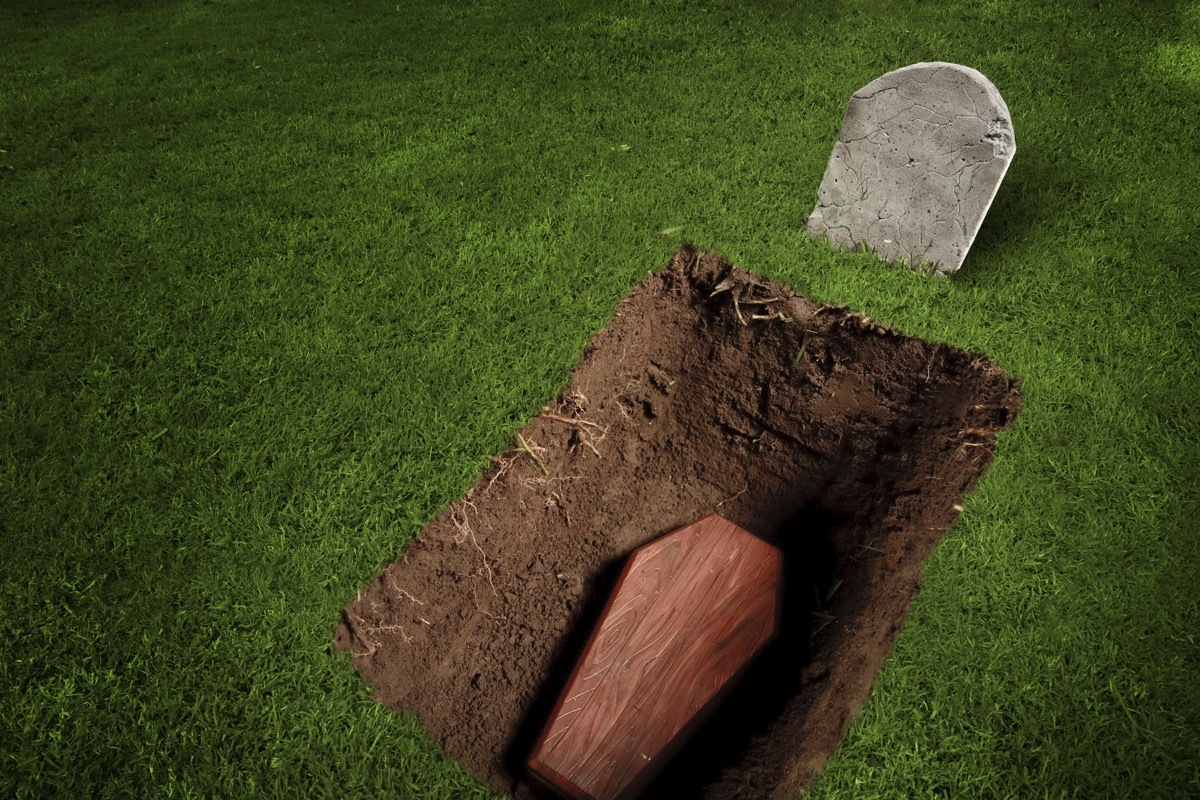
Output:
[335, 245, 1021, 799]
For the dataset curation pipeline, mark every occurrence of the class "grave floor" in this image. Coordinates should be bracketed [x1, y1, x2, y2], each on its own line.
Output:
[335, 245, 1021, 799]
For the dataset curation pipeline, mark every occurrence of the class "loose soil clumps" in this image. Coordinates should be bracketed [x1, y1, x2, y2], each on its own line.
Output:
[335, 246, 1021, 798]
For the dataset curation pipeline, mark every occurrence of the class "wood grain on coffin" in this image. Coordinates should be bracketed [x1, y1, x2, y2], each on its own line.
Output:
[528, 514, 783, 800]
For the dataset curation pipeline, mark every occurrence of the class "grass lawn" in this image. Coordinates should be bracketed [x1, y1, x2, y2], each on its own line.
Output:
[2, 0, 1197, 797]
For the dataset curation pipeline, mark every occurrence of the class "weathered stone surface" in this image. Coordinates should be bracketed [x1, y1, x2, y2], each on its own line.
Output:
[806, 62, 1015, 276]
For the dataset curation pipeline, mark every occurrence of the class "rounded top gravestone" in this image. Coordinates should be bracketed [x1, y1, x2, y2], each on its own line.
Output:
[805, 62, 1016, 276]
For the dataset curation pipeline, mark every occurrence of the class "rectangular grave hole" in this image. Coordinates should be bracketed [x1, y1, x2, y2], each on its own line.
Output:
[336, 245, 1021, 799]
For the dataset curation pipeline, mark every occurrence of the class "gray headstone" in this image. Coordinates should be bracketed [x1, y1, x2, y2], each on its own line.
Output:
[806, 62, 1015, 276]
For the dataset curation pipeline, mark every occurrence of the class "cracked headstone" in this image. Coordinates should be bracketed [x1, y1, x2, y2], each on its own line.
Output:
[806, 62, 1015, 276]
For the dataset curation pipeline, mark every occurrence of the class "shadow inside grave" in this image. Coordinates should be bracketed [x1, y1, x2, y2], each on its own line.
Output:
[504, 553, 628, 790]
[508, 506, 845, 798]
[639, 506, 843, 796]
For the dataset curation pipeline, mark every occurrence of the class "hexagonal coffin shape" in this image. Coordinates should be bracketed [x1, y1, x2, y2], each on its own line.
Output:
[527, 514, 783, 800]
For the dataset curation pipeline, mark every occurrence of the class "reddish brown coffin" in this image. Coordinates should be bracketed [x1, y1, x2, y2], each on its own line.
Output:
[527, 514, 783, 800]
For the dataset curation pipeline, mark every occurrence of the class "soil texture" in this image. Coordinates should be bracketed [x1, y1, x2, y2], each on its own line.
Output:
[335, 245, 1021, 798]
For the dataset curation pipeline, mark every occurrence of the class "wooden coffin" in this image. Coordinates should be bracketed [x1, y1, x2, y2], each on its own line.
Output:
[527, 514, 783, 800]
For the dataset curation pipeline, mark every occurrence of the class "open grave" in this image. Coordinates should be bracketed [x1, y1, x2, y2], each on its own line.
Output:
[335, 245, 1021, 798]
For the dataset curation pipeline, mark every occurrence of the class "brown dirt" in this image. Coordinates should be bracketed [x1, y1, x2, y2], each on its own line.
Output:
[334, 245, 1022, 799]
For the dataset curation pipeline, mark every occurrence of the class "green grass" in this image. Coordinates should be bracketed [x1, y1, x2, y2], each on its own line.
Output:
[2, 0, 1196, 797]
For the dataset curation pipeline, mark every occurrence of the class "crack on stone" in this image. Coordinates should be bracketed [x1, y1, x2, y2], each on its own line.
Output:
[906, 100, 951, 124]
[828, 224, 854, 242]
[965, 86, 980, 118]
[852, 85, 900, 103]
